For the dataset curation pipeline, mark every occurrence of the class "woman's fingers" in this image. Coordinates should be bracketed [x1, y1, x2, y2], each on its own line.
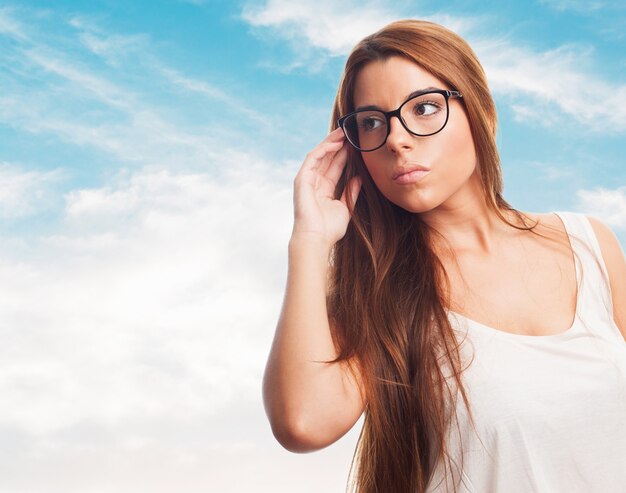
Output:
[322, 140, 348, 184]
[311, 129, 344, 161]
[298, 139, 345, 183]
[291, 128, 356, 245]
[304, 140, 343, 168]
[326, 126, 345, 143]
[296, 128, 348, 195]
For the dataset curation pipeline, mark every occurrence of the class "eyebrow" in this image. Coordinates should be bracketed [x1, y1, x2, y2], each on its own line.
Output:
[354, 86, 441, 112]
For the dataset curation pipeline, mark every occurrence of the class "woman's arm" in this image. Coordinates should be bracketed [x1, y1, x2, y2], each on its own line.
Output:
[263, 128, 364, 453]
[263, 235, 365, 453]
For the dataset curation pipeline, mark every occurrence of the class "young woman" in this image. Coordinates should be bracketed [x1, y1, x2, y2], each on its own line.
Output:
[263, 19, 626, 493]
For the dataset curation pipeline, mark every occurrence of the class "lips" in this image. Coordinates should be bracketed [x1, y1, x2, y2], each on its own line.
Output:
[391, 163, 430, 181]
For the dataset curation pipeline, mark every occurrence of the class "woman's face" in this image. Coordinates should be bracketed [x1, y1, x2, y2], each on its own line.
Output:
[352, 56, 480, 214]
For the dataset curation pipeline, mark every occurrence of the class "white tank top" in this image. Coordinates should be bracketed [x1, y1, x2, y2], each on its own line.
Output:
[427, 211, 626, 493]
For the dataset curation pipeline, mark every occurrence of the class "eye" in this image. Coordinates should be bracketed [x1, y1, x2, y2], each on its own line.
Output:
[359, 115, 385, 132]
[412, 101, 441, 117]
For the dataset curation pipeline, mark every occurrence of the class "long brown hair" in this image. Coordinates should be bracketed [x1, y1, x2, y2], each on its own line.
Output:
[323, 19, 537, 492]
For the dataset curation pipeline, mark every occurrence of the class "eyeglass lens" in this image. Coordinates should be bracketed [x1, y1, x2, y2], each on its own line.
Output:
[342, 92, 449, 151]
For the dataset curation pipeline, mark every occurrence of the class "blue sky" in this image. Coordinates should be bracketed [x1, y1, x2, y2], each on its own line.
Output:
[0, 1, 624, 492]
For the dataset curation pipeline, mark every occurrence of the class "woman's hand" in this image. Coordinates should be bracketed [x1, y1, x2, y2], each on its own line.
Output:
[291, 128, 362, 249]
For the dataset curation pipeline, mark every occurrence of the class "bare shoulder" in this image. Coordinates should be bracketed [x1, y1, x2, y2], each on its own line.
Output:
[513, 210, 568, 243]
[586, 215, 626, 341]
[513, 210, 625, 340]
[512, 210, 562, 229]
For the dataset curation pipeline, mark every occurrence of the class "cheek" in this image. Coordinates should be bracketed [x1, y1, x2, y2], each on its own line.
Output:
[433, 116, 475, 167]
[453, 129, 476, 164]
[451, 115, 476, 163]
[426, 128, 477, 197]
[361, 156, 389, 193]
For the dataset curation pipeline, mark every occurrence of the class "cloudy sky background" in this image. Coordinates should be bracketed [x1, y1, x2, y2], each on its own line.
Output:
[0, 0, 624, 491]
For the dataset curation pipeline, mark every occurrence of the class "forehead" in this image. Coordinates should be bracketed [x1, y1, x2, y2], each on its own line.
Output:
[352, 56, 446, 109]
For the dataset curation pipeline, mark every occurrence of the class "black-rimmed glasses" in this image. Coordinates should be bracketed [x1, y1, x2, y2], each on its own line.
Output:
[337, 89, 463, 152]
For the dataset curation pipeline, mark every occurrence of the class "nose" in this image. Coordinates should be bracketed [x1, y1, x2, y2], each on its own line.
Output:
[385, 114, 414, 153]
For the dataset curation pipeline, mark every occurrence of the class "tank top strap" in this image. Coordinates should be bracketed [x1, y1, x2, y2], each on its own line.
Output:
[553, 211, 617, 335]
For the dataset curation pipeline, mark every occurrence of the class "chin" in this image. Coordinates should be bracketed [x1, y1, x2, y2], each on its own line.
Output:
[386, 196, 436, 214]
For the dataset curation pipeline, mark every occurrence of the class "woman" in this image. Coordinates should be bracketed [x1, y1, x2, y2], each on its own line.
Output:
[263, 19, 626, 493]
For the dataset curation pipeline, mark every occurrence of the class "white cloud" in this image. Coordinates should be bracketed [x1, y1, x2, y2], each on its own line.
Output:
[576, 186, 626, 229]
[0, 157, 296, 437]
[0, 410, 362, 493]
[0, 162, 63, 218]
[537, 0, 620, 12]
[539, 166, 575, 182]
[241, 1, 626, 132]
[241, 0, 476, 74]
[68, 12, 150, 67]
[153, 64, 273, 127]
[0, 13, 282, 169]
[0, 101, 222, 167]
[0, 156, 365, 492]
[66, 13, 272, 127]
[79, 31, 150, 66]
[0, 7, 302, 467]
[242, 0, 396, 57]
[0, 48, 232, 167]
[22, 47, 146, 113]
[475, 40, 626, 133]
[0, 136, 316, 492]
[0, 6, 28, 41]
[176, 0, 208, 5]
[0, 6, 367, 492]
[515, 160, 576, 182]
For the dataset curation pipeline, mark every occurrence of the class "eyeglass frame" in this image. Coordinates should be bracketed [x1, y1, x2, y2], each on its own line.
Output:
[337, 89, 463, 152]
